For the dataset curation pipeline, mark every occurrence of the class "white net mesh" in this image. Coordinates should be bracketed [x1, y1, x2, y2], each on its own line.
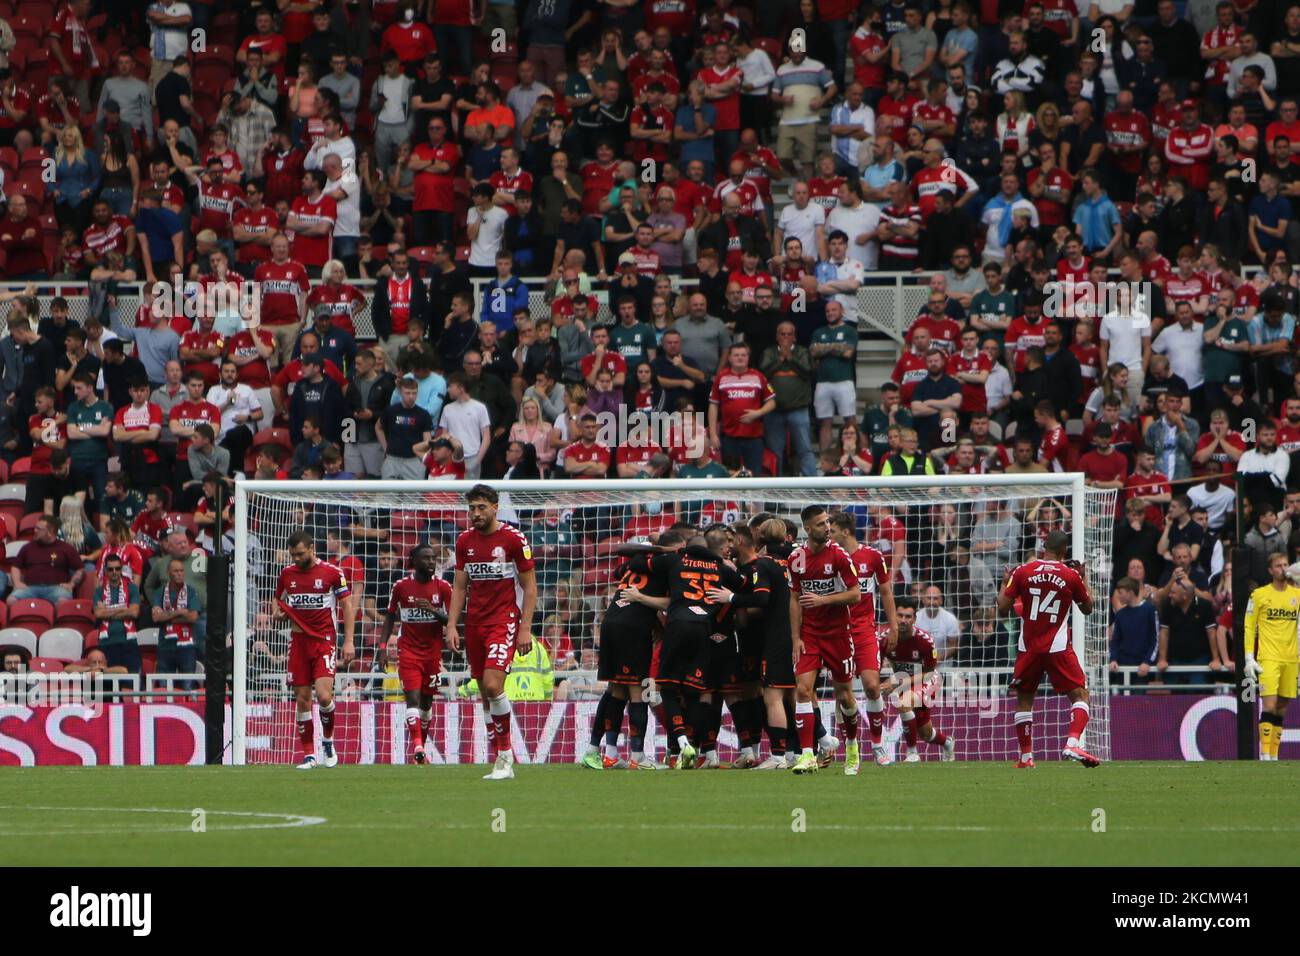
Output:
[233, 478, 1116, 766]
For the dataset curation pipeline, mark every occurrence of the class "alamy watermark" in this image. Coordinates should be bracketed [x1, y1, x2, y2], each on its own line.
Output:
[1043, 280, 1154, 327]
[148, 276, 262, 326]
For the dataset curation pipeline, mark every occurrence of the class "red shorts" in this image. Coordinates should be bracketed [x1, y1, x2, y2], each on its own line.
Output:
[852, 624, 879, 673]
[465, 617, 518, 680]
[1011, 648, 1086, 695]
[796, 628, 855, 684]
[287, 635, 336, 687]
[398, 641, 443, 694]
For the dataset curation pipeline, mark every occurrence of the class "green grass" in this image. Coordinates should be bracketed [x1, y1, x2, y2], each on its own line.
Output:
[1, 762, 1297, 866]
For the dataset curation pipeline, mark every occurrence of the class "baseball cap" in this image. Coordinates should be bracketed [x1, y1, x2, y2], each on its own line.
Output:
[430, 437, 453, 450]
[617, 251, 637, 267]
[1180, 99, 1199, 111]
[196, 229, 218, 244]
[1225, 374, 1243, 388]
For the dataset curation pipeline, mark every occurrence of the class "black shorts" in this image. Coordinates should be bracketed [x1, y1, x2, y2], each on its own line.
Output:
[761, 626, 796, 689]
[597, 617, 653, 684]
[737, 627, 764, 686]
[658, 617, 713, 691]
[705, 631, 743, 693]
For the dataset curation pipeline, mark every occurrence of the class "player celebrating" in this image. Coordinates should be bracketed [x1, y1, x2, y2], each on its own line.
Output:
[583, 530, 687, 771]
[996, 529, 1098, 768]
[380, 544, 453, 764]
[1243, 553, 1300, 761]
[831, 512, 895, 772]
[275, 530, 356, 770]
[787, 505, 862, 775]
[446, 484, 538, 780]
[646, 526, 745, 769]
[880, 596, 955, 761]
[706, 519, 796, 770]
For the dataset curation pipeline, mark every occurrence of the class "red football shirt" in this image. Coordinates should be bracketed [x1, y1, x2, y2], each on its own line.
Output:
[83, 215, 133, 259]
[1002, 558, 1088, 653]
[255, 260, 311, 325]
[580, 161, 620, 217]
[698, 64, 741, 130]
[389, 575, 453, 652]
[180, 329, 225, 387]
[169, 400, 221, 461]
[289, 194, 337, 267]
[789, 541, 858, 637]
[947, 349, 993, 413]
[232, 207, 279, 263]
[1038, 424, 1067, 472]
[276, 559, 351, 642]
[114, 402, 164, 465]
[709, 369, 775, 439]
[227, 328, 276, 389]
[848, 544, 889, 636]
[454, 523, 535, 624]
[412, 142, 460, 212]
[196, 181, 244, 237]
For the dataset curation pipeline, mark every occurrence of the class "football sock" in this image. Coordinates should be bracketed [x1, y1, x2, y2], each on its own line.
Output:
[739, 698, 764, 751]
[922, 724, 948, 747]
[1066, 701, 1090, 749]
[603, 696, 628, 756]
[864, 694, 885, 745]
[689, 698, 715, 749]
[651, 703, 676, 753]
[318, 700, 335, 741]
[783, 698, 800, 754]
[627, 701, 648, 757]
[706, 697, 724, 752]
[901, 710, 918, 747]
[766, 719, 787, 756]
[1014, 711, 1033, 758]
[837, 701, 859, 742]
[661, 691, 688, 750]
[813, 706, 829, 744]
[482, 702, 495, 755]
[296, 708, 313, 754]
[795, 701, 815, 753]
[419, 707, 432, 747]
[589, 692, 612, 748]
[489, 694, 512, 753]
[1272, 715, 1284, 758]
[405, 706, 421, 750]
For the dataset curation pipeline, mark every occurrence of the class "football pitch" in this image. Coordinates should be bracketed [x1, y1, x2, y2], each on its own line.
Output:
[2, 762, 1297, 866]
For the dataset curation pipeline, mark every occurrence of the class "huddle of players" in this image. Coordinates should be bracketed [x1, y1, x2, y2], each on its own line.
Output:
[582, 505, 955, 772]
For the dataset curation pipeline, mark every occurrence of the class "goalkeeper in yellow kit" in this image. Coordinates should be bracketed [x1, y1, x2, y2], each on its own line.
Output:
[1242, 553, 1300, 760]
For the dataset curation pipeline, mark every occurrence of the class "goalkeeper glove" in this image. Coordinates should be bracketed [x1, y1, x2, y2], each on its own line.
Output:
[1245, 655, 1263, 681]
[641, 677, 662, 707]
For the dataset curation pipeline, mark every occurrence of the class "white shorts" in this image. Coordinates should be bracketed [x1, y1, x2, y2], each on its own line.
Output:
[814, 380, 857, 419]
[380, 455, 427, 480]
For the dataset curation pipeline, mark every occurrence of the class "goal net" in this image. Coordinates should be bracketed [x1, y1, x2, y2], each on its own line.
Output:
[232, 476, 1116, 766]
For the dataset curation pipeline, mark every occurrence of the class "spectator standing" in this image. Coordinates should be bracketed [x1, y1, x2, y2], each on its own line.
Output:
[376, 377, 434, 479]
[438, 373, 492, 479]
[708, 343, 775, 476]
[1109, 576, 1159, 685]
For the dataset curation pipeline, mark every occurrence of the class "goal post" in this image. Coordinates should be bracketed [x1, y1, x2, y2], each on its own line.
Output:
[231, 475, 1115, 766]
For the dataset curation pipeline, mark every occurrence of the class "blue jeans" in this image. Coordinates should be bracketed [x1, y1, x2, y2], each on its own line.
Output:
[765, 407, 818, 476]
[721, 435, 765, 476]
[826, 19, 851, 87]
[433, 25, 475, 76]
[157, 643, 197, 689]
[99, 186, 133, 217]
[10, 584, 73, 604]
[71, 459, 108, 514]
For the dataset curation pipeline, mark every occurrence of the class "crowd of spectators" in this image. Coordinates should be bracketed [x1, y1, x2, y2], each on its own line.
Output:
[0, 0, 1298, 689]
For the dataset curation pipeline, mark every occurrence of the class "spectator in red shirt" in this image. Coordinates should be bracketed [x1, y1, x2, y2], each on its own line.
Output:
[1078, 422, 1130, 491]
[0, 195, 50, 278]
[709, 342, 776, 475]
[409, 116, 460, 246]
[48, 0, 101, 109]
[113, 378, 167, 490]
[382, 3, 437, 70]
[286, 169, 337, 277]
[232, 180, 279, 278]
[563, 413, 613, 477]
[9, 515, 84, 605]
[256, 126, 306, 211]
[236, 8, 289, 82]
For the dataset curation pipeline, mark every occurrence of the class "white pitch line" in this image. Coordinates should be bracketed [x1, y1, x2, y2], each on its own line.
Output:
[0, 805, 327, 833]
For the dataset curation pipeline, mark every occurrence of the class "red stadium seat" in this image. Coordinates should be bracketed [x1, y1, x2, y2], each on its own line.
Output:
[0, 513, 12, 543]
[8, 457, 31, 482]
[0, 602, 8, 628]
[208, 10, 240, 47]
[55, 599, 95, 629]
[252, 427, 294, 453]
[193, 46, 235, 92]
[0, 147, 17, 179]
[18, 146, 44, 170]
[8, 599, 54, 630]
[15, 1, 52, 27]
[9, 15, 44, 44]
[0, 459, 9, 486]
[755, 37, 784, 65]
[167, 512, 197, 538]
[490, 41, 518, 63]
[28, 657, 65, 673]
[17, 512, 43, 540]
[20, 47, 49, 91]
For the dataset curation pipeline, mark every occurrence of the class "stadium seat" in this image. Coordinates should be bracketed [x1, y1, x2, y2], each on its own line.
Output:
[0, 627, 38, 657]
[9, 15, 44, 44]
[209, 9, 240, 47]
[193, 46, 235, 92]
[0, 147, 17, 180]
[28, 656, 64, 673]
[136, 627, 159, 648]
[490, 41, 518, 63]
[38, 627, 86, 662]
[20, 47, 49, 91]
[0, 602, 7, 628]
[136, 628, 159, 675]
[252, 427, 294, 456]
[55, 599, 95, 629]
[9, 457, 31, 483]
[17, 512, 43, 540]
[167, 512, 197, 538]
[0, 513, 16, 543]
[8, 598, 54, 630]
[14, 1, 52, 27]
[3, 540, 25, 568]
[755, 37, 783, 64]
